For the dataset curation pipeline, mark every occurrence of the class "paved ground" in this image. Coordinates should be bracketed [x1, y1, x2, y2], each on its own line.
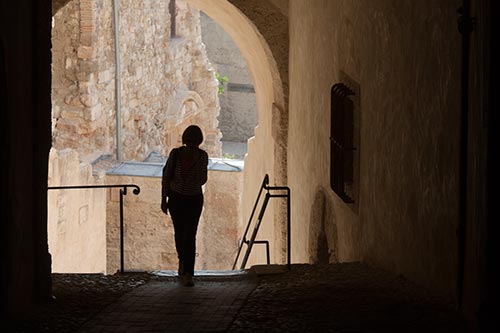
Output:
[78, 272, 255, 332]
[231, 263, 465, 332]
[7, 263, 465, 332]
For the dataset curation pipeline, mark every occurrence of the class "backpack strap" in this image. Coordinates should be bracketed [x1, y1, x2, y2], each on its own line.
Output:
[162, 148, 179, 197]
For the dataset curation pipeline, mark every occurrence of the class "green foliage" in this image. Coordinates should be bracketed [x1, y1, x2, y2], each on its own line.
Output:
[215, 71, 229, 95]
[223, 152, 236, 159]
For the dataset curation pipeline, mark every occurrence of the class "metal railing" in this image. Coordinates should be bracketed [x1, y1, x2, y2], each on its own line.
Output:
[232, 174, 291, 270]
[47, 184, 141, 273]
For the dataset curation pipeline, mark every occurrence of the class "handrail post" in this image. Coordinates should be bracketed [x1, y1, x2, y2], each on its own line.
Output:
[234, 174, 291, 271]
[119, 186, 127, 273]
[232, 174, 269, 270]
[240, 192, 271, 270]
[265, 241, 270, 265]
[287, 187, 291, 270]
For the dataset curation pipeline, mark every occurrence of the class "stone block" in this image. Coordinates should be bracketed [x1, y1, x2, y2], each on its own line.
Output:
[56, 119, 80, 133]
[78, 59, 98, 75]
[79, 0, 92, 10]
[80, 93, 98, 107]
[80, 31, 93, 46]
[98, 69, 112, 83]
[60, 108, 83, 120]
[83, 104, 102, 122]
[78, 46, 94, 59]
[65, 57, 73, 70]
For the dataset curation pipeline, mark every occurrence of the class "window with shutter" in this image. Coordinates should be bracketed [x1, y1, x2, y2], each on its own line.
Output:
[330, 81, 358, 207]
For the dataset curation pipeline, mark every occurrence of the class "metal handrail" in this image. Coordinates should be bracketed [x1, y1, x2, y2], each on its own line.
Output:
[233, 174, 291, 270]
[47, 184, 141, 273]
[232, 175, 269, 270]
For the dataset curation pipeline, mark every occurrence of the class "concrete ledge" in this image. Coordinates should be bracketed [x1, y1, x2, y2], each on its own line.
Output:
[150, 269, 256, 281]
[106, 158, 244, 178]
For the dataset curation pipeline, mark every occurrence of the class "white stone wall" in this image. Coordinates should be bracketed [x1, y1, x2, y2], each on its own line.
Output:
[288, 0, 461, 297]
[47, 148, 107, 273]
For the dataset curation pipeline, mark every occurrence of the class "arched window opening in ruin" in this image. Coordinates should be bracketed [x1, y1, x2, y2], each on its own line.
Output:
[47, 0, 283, 275]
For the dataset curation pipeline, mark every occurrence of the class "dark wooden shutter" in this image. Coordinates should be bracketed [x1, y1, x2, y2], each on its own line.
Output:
[330, 83, 355, 203]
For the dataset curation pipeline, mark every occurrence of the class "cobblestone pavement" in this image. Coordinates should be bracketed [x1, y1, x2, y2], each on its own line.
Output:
[7, 272, 153, 332]
[231, 263, 465, 332]
[6, 263, 465, 332]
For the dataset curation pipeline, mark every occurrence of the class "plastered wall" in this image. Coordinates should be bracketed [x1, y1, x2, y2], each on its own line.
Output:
[288, 0, 461, 298]
[47, 148, 107, 273]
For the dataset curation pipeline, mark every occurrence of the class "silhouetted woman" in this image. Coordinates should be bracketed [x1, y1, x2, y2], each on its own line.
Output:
[161, 125, 208, 287]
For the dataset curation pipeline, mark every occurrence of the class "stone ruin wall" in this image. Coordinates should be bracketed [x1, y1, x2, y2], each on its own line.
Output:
[48, 0, 238, 273]
[51, 0, 222, 162]
[106, 170, 243, 273]
[51, 0, 111, 157]
[48, 147, 243, 273]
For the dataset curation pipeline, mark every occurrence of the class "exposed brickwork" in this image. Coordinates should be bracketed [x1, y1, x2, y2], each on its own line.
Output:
[51, 0, 222, 162]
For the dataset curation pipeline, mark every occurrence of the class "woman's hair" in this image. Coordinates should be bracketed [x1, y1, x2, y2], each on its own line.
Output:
[182, 125, 204, 146]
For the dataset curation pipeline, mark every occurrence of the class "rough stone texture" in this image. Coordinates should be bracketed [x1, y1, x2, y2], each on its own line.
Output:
[47, 148, 107, 273]
[105, 174, 173, 274]
[47, 151, 242, 274]
[105, 170, 242, 274]
[51, 0, 113, 157]
[200, 12, 257, 142]
[288, 0, 461, 299]
[48, 0, 232, 274]
[50, 0, 289, 275]
[51, 0, 222, 162]
[198, 170, 243, 270]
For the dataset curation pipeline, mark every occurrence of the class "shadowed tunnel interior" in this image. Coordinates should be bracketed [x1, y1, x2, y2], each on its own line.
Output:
[1, 0, 497, 332]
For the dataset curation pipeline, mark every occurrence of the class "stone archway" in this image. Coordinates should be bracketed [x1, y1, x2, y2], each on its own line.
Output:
[185, 0, 289, 265]
[168, 90, 205, 122]
[51, 0, 289, 266]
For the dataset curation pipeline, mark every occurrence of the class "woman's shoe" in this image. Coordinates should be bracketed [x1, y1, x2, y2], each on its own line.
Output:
[184, 274, 194, 287]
